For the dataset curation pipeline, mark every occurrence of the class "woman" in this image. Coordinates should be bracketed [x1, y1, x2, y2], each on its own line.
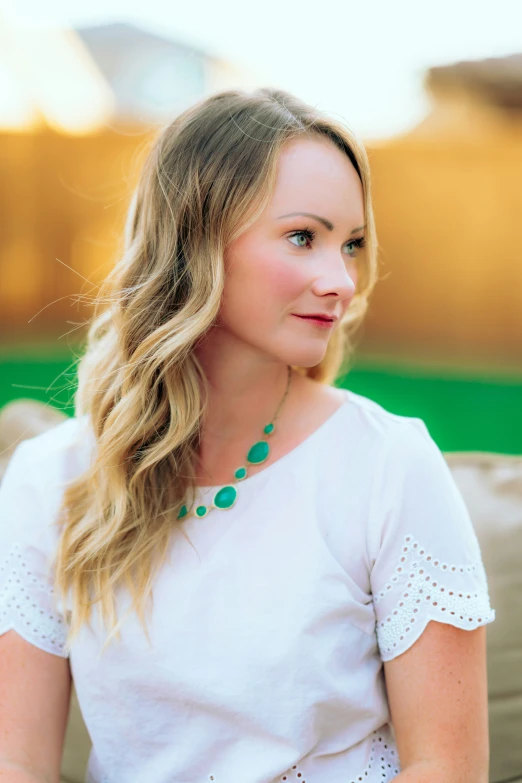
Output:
[0, 88, 495, 783]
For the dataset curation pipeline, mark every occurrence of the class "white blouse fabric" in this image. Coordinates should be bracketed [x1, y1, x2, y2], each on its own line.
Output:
[0, 389, 495, 783]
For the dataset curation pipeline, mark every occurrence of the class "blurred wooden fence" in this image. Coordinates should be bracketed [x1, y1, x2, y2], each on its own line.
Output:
[0, 127, 152, 340]
[365, 135, 522, 365]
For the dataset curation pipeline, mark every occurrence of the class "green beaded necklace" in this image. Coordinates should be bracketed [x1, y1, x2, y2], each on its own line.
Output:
[177, 365, 293, 521]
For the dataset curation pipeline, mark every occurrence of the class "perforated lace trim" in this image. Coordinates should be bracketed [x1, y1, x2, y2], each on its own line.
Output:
[374, 534, 495, 659]
[276, 727, 401, 782]
[0, 542, 68, 657]
[359, 729, 401, 782]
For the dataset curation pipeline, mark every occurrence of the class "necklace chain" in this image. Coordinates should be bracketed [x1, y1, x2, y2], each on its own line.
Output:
[177, 365, 293, 520]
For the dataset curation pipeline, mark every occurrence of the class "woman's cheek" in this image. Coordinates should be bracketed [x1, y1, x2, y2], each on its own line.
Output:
[262, 257, 306, 303]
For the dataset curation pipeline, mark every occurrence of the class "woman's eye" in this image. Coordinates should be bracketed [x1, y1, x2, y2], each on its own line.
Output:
[344, 237, 366, 257]
[288, 229, 314, 248]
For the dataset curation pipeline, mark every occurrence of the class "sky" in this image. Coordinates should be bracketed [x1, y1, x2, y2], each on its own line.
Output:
[2, 0, 522, 140]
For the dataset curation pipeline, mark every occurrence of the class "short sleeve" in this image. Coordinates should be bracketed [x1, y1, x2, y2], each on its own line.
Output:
[0, 439, 69, 657]
[368, 418, 496, 662]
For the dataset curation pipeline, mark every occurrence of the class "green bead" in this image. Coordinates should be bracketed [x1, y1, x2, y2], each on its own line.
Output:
[214, 485, 237, 509]
[177, 504, 188, 520]
[234, 466, 247, 480]
[263, 423, 274, 435]
[247, 440, 269, 464]
[195, 505, 208, 518]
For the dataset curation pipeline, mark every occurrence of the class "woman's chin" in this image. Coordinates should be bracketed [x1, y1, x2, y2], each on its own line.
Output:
[276, 344, 329, 369]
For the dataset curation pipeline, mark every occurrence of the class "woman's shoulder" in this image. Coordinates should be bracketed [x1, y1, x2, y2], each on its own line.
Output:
[0, 414, 95, 564]
[305, 378, 426, 443]
[341, 388, 428, 445]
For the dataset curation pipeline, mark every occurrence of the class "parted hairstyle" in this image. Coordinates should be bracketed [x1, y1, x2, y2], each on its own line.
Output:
[53, 87, 381, 654]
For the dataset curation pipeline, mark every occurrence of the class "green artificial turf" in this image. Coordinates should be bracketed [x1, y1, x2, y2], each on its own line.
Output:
[337, 361, 521, 455]
[0, 344, 520, 455]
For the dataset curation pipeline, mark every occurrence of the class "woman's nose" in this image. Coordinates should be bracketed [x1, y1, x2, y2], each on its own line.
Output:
[313, 253, 357, 298]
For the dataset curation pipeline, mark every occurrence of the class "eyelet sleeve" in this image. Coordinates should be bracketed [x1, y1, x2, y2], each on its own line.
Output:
[368, 418, 495, 662]
[0, 440, 68, 657]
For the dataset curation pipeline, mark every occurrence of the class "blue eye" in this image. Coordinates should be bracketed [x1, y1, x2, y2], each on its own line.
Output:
[288, 228, 316, 248]
[344, 237, 366, 257]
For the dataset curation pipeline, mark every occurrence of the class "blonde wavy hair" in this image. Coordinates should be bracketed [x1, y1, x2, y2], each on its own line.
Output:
[53, 87, 381, 654]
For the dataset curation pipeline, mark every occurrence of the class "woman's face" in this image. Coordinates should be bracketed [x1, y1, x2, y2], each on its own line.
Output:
[219, 135, 366, 369]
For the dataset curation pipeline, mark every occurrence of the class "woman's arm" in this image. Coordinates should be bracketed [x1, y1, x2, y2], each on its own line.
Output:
[0, 629, 72, 783]
[0, 763, 51, 783]
[384, 621, 490, 783]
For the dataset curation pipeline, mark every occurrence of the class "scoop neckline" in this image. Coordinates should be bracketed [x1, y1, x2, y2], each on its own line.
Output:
[194, 388, 351, 495]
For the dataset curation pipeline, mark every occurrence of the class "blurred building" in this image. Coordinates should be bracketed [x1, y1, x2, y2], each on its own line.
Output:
[418, 53, 522, 137]
[0, 16, 256, 134]
[0, 14, 114, 134]
[75, 22, 259, 126]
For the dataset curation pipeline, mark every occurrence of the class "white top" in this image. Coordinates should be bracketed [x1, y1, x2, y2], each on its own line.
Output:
[0, 389, 495, 783]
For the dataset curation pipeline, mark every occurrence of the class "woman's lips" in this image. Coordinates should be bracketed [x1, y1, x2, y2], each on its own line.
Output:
[292, 314, 335, 329]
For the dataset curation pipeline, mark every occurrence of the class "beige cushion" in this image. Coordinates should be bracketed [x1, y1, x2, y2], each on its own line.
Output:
[60, 688, 92, 783]
[445, 451, 522, 783]
[1, 400, 520, 783]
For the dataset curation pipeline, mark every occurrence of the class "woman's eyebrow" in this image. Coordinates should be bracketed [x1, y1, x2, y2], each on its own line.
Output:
[276, 212, 366, 234]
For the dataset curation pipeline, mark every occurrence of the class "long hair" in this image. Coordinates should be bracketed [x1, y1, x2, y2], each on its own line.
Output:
[53, 87, 381, 654]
